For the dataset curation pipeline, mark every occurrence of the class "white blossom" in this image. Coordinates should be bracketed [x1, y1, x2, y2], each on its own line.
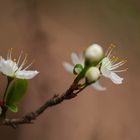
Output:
[63, 52, 106, 91]
[101, 45, 127, 84]
[0, 48, 39, 79]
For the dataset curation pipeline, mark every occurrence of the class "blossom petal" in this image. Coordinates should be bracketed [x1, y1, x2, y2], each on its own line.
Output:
[79, 53, 84, 66]
[15, 70, 39, 79]
[91, 81, 106, 91]
[101, 57, 112, 78]
[71, 52, 81, 65]
[110, 72, 123, 84]
[101, 57, 110, 66]
[101, 66, 111, 78]
[0, 57, 18, 76]
[63, 62, 73, 73]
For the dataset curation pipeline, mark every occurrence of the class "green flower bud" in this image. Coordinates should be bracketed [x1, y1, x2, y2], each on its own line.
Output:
[73, 64, 83, 75]
[85, 67, 100, 83]
[85, 44, 103, 64]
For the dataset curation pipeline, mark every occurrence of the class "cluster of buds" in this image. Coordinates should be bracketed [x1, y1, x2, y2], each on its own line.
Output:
[63, 44, 127, 91]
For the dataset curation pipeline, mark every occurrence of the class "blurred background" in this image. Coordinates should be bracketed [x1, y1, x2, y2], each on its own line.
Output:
[0, 0, 140, 140]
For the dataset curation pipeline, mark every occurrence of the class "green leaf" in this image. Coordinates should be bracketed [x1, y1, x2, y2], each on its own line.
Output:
[7, 104, 18, 113]
[5, 79, 28, 105]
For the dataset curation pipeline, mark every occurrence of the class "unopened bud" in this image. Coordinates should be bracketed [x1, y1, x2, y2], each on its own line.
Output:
[85, 44, 103, 64]
[85, 67, 100, 83]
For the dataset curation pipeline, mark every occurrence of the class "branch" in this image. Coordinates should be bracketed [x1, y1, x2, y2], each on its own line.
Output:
[0, 76, 86, 128]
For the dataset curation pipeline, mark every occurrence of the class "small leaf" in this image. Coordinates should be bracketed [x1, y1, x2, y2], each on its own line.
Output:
[7, 104, 18, 113]
[5, 79, 28, 105]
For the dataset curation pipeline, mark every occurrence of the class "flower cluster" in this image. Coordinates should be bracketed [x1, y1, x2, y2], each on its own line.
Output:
[0, 46, 127, 116]
[63, 44, 127, 91]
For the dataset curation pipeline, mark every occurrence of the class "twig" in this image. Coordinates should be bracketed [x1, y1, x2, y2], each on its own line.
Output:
[0, 76, 86, 128]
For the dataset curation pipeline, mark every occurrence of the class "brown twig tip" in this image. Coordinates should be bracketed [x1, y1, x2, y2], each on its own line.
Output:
[0, 76, 86, 128]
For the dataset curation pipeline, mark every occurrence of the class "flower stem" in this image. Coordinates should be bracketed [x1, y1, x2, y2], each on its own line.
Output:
[0, 77, 13, 118]
[3, 77, 13, 102]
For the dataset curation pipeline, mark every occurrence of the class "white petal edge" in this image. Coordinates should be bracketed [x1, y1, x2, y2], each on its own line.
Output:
[101, 57, 112, 78]
[101, 66, 111, 78]
[63, 62, 74, 73]
[71, 52, 81, 65]
[110, 72, 123, 84]
[79, 53, 85, 66]
[101, 57, 110, 65]
[15, 70, 39, 79]
[0, 56, 3, 70]
[91, 81, 106, 91]
[0, 57, 18, 76]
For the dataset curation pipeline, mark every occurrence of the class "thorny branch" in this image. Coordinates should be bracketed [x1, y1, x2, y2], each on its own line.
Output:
[0, 76, 87, 128]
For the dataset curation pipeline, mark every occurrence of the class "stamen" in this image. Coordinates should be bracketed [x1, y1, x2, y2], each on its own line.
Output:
[110, 43, 116, 48]
[108, 53, 113, 59]
[106, 44, 116, 57]
[12, 63, 18, 72]
[13, 58, 16, 62]
[23, 61, 34, 70]
[17, 51, 23, 65]
[7, 48, 13, 60]
[110, 60, 127, 70]
[18, 54, 28, 71]
[112, 68, 128, 73]
[112, 60, 127, 67]
[105, 46, 112, 56]
[109, 57, 119, 66]
[111, 56, 119, 64]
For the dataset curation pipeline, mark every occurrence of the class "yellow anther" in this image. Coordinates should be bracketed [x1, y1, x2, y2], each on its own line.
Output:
[8, 48, 13, 51]
[13, 58, 16, 62]
[110, 43, 116, 48]
[111, 56, 118, 60]
[121, 60, 127, 63]
[112, 57, 116, 60]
